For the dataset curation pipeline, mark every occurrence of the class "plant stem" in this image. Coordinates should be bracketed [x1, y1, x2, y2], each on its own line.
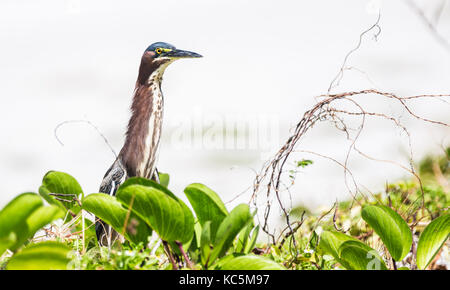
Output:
[162, 241, 178, 270]
[175, 241, 193, 269]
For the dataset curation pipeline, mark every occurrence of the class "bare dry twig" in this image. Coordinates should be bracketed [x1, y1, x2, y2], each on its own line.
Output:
[251, 89, 450, 246]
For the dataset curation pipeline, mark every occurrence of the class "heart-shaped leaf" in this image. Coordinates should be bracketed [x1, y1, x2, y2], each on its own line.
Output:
[6, 241, 72, 270]
[362, 205, 412, 261]
[184, 183, 228, 242]
[116, 182, 194, 243]
[82, 193, 152, 245]
[218, 255, 285, 270]
[39, 171, 83, 214]
[416, 214, 450, 269]
[119, 177, 194, 242]
[208, 204, 252, 265]
[338, 240, 387, 270]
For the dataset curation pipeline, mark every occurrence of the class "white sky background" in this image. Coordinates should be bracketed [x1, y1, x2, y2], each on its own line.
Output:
[0, 0, 449, 229]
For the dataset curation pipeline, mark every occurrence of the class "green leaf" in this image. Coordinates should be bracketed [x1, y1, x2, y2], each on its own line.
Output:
[0, 233, 16, 256]
[39, 171, 83, 213]
[82, 193, 152, 245]
[26, 205, 65, 237]
[338, 240, 387, 270]
[6, 241, 72, 270]
[191, 220, 202, 250]
[184, 183, 228, 242]
[296, 159, 313, 168]
[116, 182, 194, 243]
[0, 193, 43, 252]
[244, 225, 259, 254]
[208, 204, 252, 265]
[236, 221, 252, 253]
[219, 255, 285, 270]
[319, 230, 359, 269]
[120, 177, 194, 242]
[416, 214, 450, 269]
[200, 221, 212, 266]
[158, 172, 170, 188]
[362, 205, 412, 261]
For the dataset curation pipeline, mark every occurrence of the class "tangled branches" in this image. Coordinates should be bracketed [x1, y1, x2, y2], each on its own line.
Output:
[251, 89, 450, 245]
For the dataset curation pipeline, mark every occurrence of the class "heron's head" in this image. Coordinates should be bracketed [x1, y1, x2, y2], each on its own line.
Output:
[138, 42, 202, 84]
[146, 42, 202, 60]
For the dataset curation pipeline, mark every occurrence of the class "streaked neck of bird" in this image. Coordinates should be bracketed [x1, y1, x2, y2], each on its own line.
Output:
[119, 56, 172, 178]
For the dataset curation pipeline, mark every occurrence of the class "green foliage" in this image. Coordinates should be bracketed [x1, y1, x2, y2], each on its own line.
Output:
[6, 241, 72, 270]
[296, 159, 313, 168]
[207, 204, 253, 266]
[338, 240, 387, 270]
[0, 192, 64, 254]
[116, 180, 194, 243]
[236, 223, 259, 254]
[82, 193, 152, 245]
[416, 214, 450, 269]
[184, 183, 228, 242]
[76, 242, 164, 270]
[361, 205, 412, 261]
[319, 230, 359, 270]
[0, 148, 448, 270]
[158, 172, 170, 188]
[26, 205, 65, 239]
[39, 171, 83, 215]
[217, 254, 285, 270]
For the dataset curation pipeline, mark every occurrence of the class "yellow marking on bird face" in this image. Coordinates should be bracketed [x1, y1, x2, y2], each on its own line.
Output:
[156, 48, 172, 54]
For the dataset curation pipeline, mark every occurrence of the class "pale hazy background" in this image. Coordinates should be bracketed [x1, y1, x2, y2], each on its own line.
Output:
[1, 1, 449, 226]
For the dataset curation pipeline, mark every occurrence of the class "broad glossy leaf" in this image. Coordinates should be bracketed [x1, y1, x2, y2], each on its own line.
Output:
[184, 183, 228, 242]
[6, 241, 72, 270]
[117, 183, 194, 243]
[208, 204, 253, 265]
[416, 214, 450, 269]
[119, 177, 194, 243]
[82, 193, 152, 244]
[338, 240, 387, 270]
[219, 255, 285, 270]
[39, 171, 83, 213]
[26, 205, 65, 237]
[0, 193, 43, 252]
[362, 205, 412, 261]
[319, 230, 359, 269]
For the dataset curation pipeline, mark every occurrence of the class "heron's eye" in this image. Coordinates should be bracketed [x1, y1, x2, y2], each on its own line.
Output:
[156, 48, 163, 54]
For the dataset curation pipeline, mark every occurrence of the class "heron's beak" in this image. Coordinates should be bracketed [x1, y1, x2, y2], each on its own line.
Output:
[166, 49, 202, 58]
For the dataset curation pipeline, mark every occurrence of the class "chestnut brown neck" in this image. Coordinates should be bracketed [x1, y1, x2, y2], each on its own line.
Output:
[118, 53, 171, 177]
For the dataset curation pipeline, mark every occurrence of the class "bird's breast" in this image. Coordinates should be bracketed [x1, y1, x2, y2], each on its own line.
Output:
[136, 83, 164, 179]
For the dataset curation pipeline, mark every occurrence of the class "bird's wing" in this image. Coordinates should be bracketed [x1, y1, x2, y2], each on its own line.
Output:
[96, 159, 127, 246]
[99, 158, 127, 196]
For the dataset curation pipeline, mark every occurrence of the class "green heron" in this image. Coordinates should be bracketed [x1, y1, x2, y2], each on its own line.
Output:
[96, 42, 202, 246]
